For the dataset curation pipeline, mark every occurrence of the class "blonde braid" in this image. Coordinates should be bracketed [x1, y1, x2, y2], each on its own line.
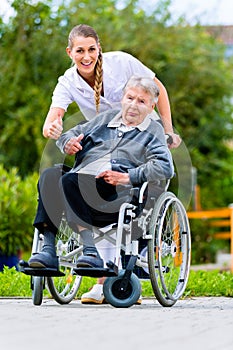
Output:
[94, 50, 103, 113]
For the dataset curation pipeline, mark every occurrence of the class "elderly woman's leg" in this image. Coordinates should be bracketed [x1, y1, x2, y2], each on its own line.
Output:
[28, 167, 65, 269]
[60, 173, 120, 268]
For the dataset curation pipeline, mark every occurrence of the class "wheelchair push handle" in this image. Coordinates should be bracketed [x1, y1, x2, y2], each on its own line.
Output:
[165, 133, 173, 146]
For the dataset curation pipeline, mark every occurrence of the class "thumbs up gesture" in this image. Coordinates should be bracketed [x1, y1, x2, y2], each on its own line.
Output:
[48, 114, 63, 140]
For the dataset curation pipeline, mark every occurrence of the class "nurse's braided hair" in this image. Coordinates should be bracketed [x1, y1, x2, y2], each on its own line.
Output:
[68, 24, 103, 113]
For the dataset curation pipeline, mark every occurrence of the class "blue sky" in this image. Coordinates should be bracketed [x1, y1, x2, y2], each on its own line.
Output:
[1, 0, 233, 25]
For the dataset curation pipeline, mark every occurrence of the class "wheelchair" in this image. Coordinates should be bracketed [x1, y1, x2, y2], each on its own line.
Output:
[20, 178, 191, 308]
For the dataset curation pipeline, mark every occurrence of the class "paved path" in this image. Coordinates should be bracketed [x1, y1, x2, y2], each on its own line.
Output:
[0, 297, 232, 350]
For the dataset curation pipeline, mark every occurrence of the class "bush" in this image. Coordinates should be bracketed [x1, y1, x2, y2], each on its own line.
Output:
[0, 266, 33, 297]
[0, 165, 38, 257]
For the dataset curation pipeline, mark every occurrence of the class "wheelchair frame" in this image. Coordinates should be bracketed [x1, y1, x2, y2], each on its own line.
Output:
[20, 180, 191, 308]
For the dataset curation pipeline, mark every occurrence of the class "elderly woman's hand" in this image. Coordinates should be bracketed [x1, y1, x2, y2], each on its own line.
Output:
[64, 134, 84, 155]
[96, 170, 130, 186]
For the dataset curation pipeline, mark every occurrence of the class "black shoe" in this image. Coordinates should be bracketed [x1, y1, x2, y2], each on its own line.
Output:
[76, 247, 104, 268]
[28, 251, 58, 270]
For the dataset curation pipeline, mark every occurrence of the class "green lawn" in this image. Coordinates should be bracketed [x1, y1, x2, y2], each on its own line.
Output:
[0, 266, 232, 298]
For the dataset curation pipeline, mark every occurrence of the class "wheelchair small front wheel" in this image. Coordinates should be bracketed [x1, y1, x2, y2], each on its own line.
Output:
[32, 276, 44, 306]
[103, 270, 141, 308]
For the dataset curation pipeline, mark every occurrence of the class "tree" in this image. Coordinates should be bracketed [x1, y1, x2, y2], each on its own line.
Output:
[0, 0, 232, 208]
[0, 0, 70, 174]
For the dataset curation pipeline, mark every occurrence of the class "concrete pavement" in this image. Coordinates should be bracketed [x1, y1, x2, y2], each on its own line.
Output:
[0, 297, 232, 350]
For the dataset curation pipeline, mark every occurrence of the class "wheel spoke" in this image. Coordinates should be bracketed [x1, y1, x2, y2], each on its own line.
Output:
[47, 217, 82, 304]
[148, 192, 191, 306]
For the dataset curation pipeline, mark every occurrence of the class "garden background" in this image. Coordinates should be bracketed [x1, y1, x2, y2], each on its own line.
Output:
[0, 0, 233, 268]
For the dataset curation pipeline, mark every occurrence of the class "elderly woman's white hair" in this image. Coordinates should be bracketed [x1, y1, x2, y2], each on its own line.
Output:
[123, 75, 160, 104]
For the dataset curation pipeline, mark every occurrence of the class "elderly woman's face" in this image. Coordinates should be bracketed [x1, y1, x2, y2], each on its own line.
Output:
[121, 87, 155, 126]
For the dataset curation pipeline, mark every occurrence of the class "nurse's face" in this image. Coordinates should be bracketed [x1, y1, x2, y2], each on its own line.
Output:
[121, 87, 155, 126]
[66, 36, 100, 79]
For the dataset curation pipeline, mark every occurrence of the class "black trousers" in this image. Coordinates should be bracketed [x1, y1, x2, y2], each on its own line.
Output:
[33, 167, 133, 234]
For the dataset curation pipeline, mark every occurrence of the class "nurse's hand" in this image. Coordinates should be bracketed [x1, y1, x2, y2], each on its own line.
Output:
[166, 132, 182, 148]
[47, 115, 63, 140]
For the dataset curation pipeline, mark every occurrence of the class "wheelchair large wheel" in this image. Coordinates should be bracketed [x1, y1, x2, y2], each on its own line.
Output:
[103, 270, 141, 308]
[148, 192, 191, 307]
[32, 276, 44, 306]
[47, 218, 82, 304]
[30, 229, 44, 306]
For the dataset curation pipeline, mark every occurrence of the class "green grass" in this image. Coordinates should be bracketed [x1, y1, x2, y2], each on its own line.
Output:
[0, 266, 232, 298]
[141, 269, 233, 298]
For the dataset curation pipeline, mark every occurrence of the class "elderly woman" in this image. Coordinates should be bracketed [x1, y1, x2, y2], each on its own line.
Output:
[28, 76, 174, 273]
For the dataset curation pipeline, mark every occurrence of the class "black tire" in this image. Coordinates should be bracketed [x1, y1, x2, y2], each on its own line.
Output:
[148, 192, 191, 307]
[32, 276, 44, 306]
[47, 218, 82, 304]
[103, 270, 141, 308]
[47, 273, 82, 305]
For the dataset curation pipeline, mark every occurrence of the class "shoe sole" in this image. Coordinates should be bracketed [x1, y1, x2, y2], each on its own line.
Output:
[81, 298, 142, 305]
[76, 263, 94, 268]
[76, 263, 104, 268]
[29, 261, 59, 270]
[81, 297, 106, 304]
[29, 261, 46, 268]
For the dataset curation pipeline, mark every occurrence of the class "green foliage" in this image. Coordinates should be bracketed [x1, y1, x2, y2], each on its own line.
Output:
[185, 269, 233, 297]
[0, 0, 232, 275]
[189, 219, 230, 265]
[141, 270, 233, 297]
[0, 0, 232, 210]
[0, 266, 32, 297]
[0, 267, 232, 297]
[0, 164, 38, 255]
[0, 0, 71, 175]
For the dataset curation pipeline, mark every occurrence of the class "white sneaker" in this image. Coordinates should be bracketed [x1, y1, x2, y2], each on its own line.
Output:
[135, 296, 142, 305]
[81, 284, 105, 304]
[81, 284, 142, 305]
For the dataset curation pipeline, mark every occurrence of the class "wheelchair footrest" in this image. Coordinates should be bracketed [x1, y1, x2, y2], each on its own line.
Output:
[19, 260, 65, 277]
[74, 260, 118, 277]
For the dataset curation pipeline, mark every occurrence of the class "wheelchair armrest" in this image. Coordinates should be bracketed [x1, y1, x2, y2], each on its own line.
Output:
[129, 182, 149, 218]
[138, 182, 149, 203]
[130, 182, 148, 204]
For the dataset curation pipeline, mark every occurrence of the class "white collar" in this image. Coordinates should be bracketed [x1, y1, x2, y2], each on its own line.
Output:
[107, 111, 152, 131]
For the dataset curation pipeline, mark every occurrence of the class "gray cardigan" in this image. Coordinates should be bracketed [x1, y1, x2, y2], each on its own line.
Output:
[56, 109, 174, 186]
